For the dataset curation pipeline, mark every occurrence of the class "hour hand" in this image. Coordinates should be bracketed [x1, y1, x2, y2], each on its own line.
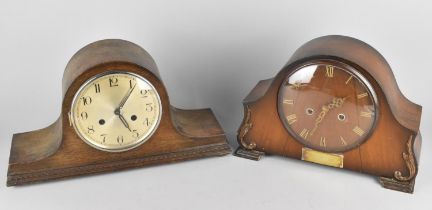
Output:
[310, 105, 329, 135]
[310, 97, 347, 135]
[114, 108, 132, 132]
[118, 113, 132, 132]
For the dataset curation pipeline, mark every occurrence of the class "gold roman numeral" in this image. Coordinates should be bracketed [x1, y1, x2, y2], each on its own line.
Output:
[360, 111, 373, 118]
[345, 75, 353, 84]
[299, 128, 310, 140]
[320, 137, 326, 147]
[357, 92, 368, 99]
[283, 99, 294, 105]
[340, 136, 347, 146]
[290, 81, 304, 89]
[353, 126, 365, 136]
[286, 114, 297, 125]
[326, 66, 334, 77]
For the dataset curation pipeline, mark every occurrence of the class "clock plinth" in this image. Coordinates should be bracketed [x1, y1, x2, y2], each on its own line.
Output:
[7, 108, 230, 186]
[234, 148, 264, 161]
[379, 177, 415, 194]
[235, 35, 422, 193]
[7, 39, 231, 186]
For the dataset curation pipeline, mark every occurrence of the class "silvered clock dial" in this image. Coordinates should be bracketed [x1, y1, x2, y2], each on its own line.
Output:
[71, 72, 162, 152]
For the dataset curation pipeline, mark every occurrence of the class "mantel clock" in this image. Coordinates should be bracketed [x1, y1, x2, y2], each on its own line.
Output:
[7, 39, 231, 186]
[235, 35, 422, 193]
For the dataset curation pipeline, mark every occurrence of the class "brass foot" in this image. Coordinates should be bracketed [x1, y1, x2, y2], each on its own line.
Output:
[379, 177, 415, 193]
[234, 147, 264, 161]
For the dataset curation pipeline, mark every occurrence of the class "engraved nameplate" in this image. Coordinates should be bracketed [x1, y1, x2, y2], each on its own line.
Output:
[301, 147, 344, 168]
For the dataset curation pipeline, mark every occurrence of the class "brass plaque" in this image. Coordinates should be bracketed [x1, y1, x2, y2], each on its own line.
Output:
[301, 147, 344, 168]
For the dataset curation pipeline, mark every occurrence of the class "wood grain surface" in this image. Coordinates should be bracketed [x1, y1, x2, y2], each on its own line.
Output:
[236, 35, 422, 193]
[7, 40, 231, 186]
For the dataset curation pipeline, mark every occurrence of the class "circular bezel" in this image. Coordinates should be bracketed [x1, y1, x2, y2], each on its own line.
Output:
[70, 71, 163, 152]
[277, 59, 379, 153]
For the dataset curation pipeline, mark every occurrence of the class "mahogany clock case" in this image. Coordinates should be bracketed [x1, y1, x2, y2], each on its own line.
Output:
[7, 39, 231, 186]
[235, 35, 422, 193]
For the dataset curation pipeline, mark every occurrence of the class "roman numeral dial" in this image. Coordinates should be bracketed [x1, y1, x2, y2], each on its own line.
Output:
[300, 128, 310, 140]
[278, 62, 377, 153]
[326, 65, 334, 77]
[286, 114, 297, 125]
[71, 72, 162, 152]
[353, 126, 365, 136]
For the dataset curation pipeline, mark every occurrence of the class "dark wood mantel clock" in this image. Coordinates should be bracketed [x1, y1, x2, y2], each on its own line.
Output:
[7, 39, 231, 186]
[235, 35, 422, 193]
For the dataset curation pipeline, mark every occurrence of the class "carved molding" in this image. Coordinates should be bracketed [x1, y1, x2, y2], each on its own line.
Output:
[394, 135, 416, 181]
[238, 105, 256, 150]
[8, 144, 231, 186]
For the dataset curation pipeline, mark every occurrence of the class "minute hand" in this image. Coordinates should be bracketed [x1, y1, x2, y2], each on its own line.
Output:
[310, 97, 347, 136]
[117, 84, 137, 110]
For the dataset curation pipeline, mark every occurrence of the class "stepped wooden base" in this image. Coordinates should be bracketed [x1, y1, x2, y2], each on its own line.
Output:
[234, 147, 264, 161]
[7, 108, 231, 186]
[235, 146, 418, 193]
[379, 177, 415, 193]
[8, 143, 230, 186]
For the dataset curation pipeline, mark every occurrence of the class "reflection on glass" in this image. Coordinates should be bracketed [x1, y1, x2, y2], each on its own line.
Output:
[278, 62, 377, 153]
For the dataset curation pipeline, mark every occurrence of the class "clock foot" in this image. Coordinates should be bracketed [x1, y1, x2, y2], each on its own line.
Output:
[234, 147, 264, 161]
[379, 177, 415, 193]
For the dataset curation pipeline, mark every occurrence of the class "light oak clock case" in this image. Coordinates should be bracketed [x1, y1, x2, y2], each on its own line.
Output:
[235, 35, 422, 193]
[7, 39, 231, 186]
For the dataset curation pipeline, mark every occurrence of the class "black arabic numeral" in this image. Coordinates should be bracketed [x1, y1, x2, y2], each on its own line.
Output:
[81, 96, 92, 106]
[87, 125, 95, 134]
[95, 83, 101, 93]
[109, 77, 119, 87]
[140, 89, 149, 98]
[145, 103, 153, 112]
[129, 79, 136, 89]
[144, 118, 150, 126]
[100, 134, 107, 143]
[80, 112, 88, 120]
[117, 135, 124, 144]
[132, 130, 139, 138]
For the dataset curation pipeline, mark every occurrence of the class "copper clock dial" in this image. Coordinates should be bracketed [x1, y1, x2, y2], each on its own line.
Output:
[278, 61, 378, 153]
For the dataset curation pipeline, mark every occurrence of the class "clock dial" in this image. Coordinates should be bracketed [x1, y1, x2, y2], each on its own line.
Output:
[71, 72, 162, 152]
[278, 62, 378, 153]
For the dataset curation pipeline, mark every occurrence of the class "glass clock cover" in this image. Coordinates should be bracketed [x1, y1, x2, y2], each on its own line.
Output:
[278, 61, 378, 153]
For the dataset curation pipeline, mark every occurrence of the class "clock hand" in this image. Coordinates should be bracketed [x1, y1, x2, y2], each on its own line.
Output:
[117, 84, 137, 110]
[119, 114, 132, 132]
[114, 84, 137, 132]
[114, 108, 132, 132]
[327, 97, 347, 109]
[310, 105, 329, 136]
[310, 97, 347, 136]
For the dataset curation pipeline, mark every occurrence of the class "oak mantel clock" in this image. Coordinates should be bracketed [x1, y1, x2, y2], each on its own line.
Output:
[235, 35, 422, 193]
[7, 39, 231, 186]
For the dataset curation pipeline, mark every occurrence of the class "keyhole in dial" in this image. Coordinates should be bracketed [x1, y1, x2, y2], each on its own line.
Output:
[99, 119, 105, 125]
[306, 108, 314, 115]
[338, 113, 346, 121]
[131, 115, 137, 121]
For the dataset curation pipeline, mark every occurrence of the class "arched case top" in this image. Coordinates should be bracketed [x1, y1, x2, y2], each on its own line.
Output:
[62, 39, 160, 96]
[281, 35, 422, 132]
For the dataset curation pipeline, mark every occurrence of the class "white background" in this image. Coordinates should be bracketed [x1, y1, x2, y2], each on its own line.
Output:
[0, 0, 431, 209]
